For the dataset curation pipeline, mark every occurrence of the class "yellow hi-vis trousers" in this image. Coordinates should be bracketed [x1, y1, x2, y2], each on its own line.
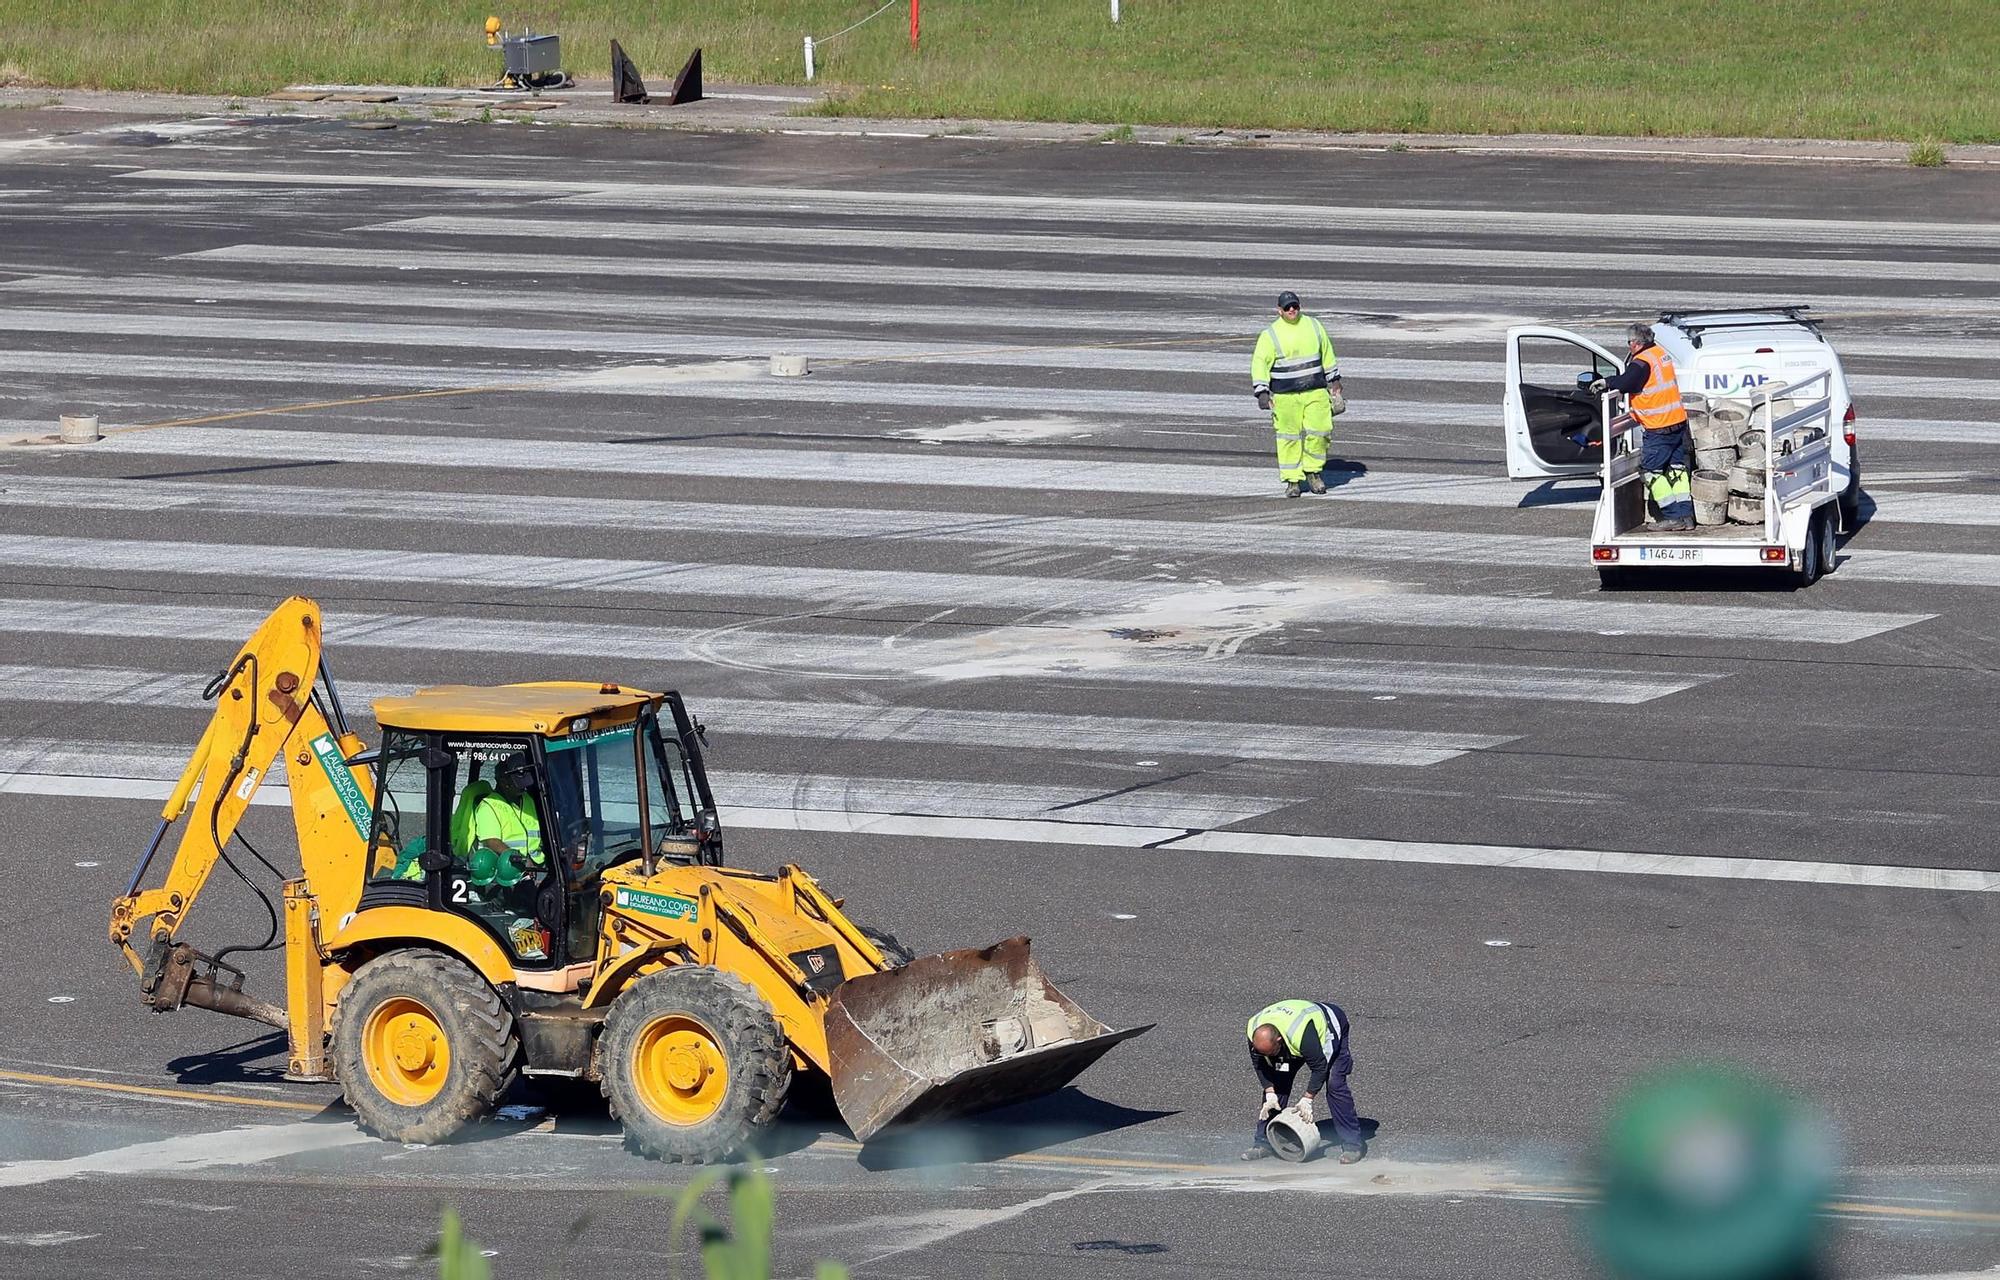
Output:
[1271, 389, 1333, 482]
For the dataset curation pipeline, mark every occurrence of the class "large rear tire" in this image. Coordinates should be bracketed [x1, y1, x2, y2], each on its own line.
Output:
[333, 950, 517, 1144]
[601, 966, 791, 1163]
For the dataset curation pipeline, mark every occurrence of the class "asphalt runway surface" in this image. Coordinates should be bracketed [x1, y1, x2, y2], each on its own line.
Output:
[1, 110, 1997, 1278]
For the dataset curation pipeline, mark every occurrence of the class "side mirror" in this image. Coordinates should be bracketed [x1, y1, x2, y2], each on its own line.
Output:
[1575, 371, 1597, 389]
[418, 849, 451, 872]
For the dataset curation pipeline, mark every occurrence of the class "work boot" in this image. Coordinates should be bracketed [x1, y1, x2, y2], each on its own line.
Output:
[1239, 1144, 1273, 1160]
[1284, 481, 1302, 499]
[1338, 1144, 1366, 1164]
[1305, 472, 1327, 495]
[1658, 516, 1694, 532]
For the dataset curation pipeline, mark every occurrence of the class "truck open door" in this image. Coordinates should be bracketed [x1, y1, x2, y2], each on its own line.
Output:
[1504, 326, 1625, 479]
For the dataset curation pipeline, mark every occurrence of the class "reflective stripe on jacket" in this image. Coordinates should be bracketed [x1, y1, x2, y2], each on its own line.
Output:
[1629, 345, 1688, 430]
[1247, 998, 1342, 1056]
[471, 794, 543, 861]
[1252, 317, 1338, 396]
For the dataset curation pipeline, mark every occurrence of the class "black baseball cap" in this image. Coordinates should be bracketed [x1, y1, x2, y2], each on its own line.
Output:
[1277, 291, 1301, 309]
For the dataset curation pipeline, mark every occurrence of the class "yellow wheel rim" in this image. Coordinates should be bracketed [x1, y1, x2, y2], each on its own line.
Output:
[362, 995, 452, 1107]
[631, 1015, 729, 1125]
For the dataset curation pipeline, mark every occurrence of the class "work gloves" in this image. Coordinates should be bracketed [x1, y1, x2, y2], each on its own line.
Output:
[1255, 391, 1273, 411]
[1588, 378, 1608, 396]
[1259, 1091, 1281, 1121]
[1288, 1098, 1316, 1125]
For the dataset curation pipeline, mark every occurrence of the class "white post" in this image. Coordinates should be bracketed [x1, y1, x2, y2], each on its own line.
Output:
[1111, 0, 1120, 21]
[803, 35, 816, 82]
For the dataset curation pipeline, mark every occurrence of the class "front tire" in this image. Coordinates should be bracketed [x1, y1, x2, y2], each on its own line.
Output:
[601, 966, 791, 1164]
[333, 950, 517, 1144]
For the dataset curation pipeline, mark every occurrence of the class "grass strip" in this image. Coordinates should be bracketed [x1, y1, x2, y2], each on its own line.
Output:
[0, 0, 1994, 142]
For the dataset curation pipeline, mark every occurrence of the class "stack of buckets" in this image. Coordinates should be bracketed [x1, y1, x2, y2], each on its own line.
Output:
[1688, 404, 1766, 527]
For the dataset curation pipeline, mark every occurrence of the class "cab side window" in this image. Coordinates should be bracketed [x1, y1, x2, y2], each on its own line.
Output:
[365, 738, 431, 884]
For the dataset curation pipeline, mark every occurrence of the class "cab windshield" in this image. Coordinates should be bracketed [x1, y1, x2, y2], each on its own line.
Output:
[541, 712, 697, 877]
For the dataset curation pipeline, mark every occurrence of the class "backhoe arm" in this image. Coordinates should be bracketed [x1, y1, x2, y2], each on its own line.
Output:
[108, 596, 372, 1028]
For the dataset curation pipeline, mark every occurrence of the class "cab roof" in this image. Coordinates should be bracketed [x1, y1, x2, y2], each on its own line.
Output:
[374, 681, 660, 735]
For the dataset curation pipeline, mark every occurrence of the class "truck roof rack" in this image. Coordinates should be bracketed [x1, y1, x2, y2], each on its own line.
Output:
[1656, 306, 1824, 348]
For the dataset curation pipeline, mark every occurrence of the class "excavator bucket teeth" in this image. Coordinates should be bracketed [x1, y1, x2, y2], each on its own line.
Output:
[824, 936, 1151, 1142]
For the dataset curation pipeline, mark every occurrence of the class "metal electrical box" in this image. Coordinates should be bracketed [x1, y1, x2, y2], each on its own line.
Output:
[500, 33, 561, 79]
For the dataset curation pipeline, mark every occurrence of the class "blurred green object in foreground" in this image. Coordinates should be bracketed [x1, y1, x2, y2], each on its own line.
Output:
[1588, 1065, 1835, 1280]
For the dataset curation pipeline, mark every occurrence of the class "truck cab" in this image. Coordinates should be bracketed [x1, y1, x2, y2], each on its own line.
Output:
[1503, 310, 1861, 534]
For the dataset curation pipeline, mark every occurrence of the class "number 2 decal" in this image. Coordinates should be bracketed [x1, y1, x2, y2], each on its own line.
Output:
[450, 878, 469, 904]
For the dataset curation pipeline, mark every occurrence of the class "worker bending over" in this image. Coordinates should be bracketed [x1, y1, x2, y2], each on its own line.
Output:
[1594, 323, 1693, 530]
[1251, 291, 1342, 499]
[1244, 998, 1366, 1163]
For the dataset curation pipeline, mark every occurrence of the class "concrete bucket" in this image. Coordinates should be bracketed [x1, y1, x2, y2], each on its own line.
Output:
[824, 935, 1152, 1141]
[1266, 1110, 1324, 1162]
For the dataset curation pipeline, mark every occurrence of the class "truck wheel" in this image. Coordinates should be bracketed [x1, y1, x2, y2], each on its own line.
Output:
[1817, 511, 1838, 577]
[859, 925, 916, 970]
[333, 950, 517, 1145]
[601, 966, 791, 1163]
[1838, 449, 1862, 533]
[1796, 516, 1823, 587]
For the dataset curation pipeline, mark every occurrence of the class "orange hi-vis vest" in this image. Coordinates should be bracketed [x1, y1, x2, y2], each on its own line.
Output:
[1629, 345, 1688, 430]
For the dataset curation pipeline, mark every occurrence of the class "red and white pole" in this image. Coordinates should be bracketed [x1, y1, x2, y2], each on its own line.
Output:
[910, 0, 920, 48]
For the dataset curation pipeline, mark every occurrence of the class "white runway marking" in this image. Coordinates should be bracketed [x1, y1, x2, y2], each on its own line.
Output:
[180, 244, 2000, 318]
[0, 537, 1929, 643]
[122, 169, 2000, 249]
[0, 739, 1303, 829]
[3, 471, 1978, 584]
[15, 768, 1981, 893]
[19, 271, 2000, 369]
[369, 213, 2000, 286]
[76, 426, 1978, 536]
[3, 309, 1995, 411]
[0, 1122, 370, 1189]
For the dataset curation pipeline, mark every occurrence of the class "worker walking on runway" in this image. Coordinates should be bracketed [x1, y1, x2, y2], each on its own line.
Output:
[1593, 322, 1693, 530]
[1244, 998, 1366, 1163]
[1251, 291, 1343, 498]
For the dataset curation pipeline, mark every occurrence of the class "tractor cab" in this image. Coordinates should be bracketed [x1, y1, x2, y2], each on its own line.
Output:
[360, 682, 720, 970]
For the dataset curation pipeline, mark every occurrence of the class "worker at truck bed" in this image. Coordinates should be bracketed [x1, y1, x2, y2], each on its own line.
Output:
[1244, 998, 1366, 1163]
[1251, 291, 1343, 499]
[1593, 323, 1693, 530]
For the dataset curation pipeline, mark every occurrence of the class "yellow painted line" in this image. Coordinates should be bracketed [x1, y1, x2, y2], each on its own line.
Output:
[106, 384, 530, 437]
[1827, 1199, 2000, 1226]
[0, 1067, 324, 1113]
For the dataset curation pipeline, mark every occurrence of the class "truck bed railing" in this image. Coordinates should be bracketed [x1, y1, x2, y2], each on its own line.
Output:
[1599, 369, 1834, 542]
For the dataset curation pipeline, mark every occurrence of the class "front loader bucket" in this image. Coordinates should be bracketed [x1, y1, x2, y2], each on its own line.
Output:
[824, 935, 1151, 1142]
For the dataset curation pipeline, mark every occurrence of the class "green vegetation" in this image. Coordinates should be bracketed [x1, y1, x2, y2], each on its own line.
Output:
[1908, 138, 1949, 167]
[429, 1166, 847, 1279]
[1093, 123, 1134, 143]
[0, 1, 1995, 141]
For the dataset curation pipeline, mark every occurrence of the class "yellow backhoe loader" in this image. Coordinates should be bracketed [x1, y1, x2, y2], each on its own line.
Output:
[109, 597, 1146, 1160]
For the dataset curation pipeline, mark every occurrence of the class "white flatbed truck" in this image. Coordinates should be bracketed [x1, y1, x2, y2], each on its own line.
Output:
[1502, 310, 1863, 589]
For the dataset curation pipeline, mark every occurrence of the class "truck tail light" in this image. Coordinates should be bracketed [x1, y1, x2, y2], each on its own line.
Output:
[1593, 546, 1619, 562]
[1761, 546, 1787, 563]
[1843, 402, 1856, 446]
